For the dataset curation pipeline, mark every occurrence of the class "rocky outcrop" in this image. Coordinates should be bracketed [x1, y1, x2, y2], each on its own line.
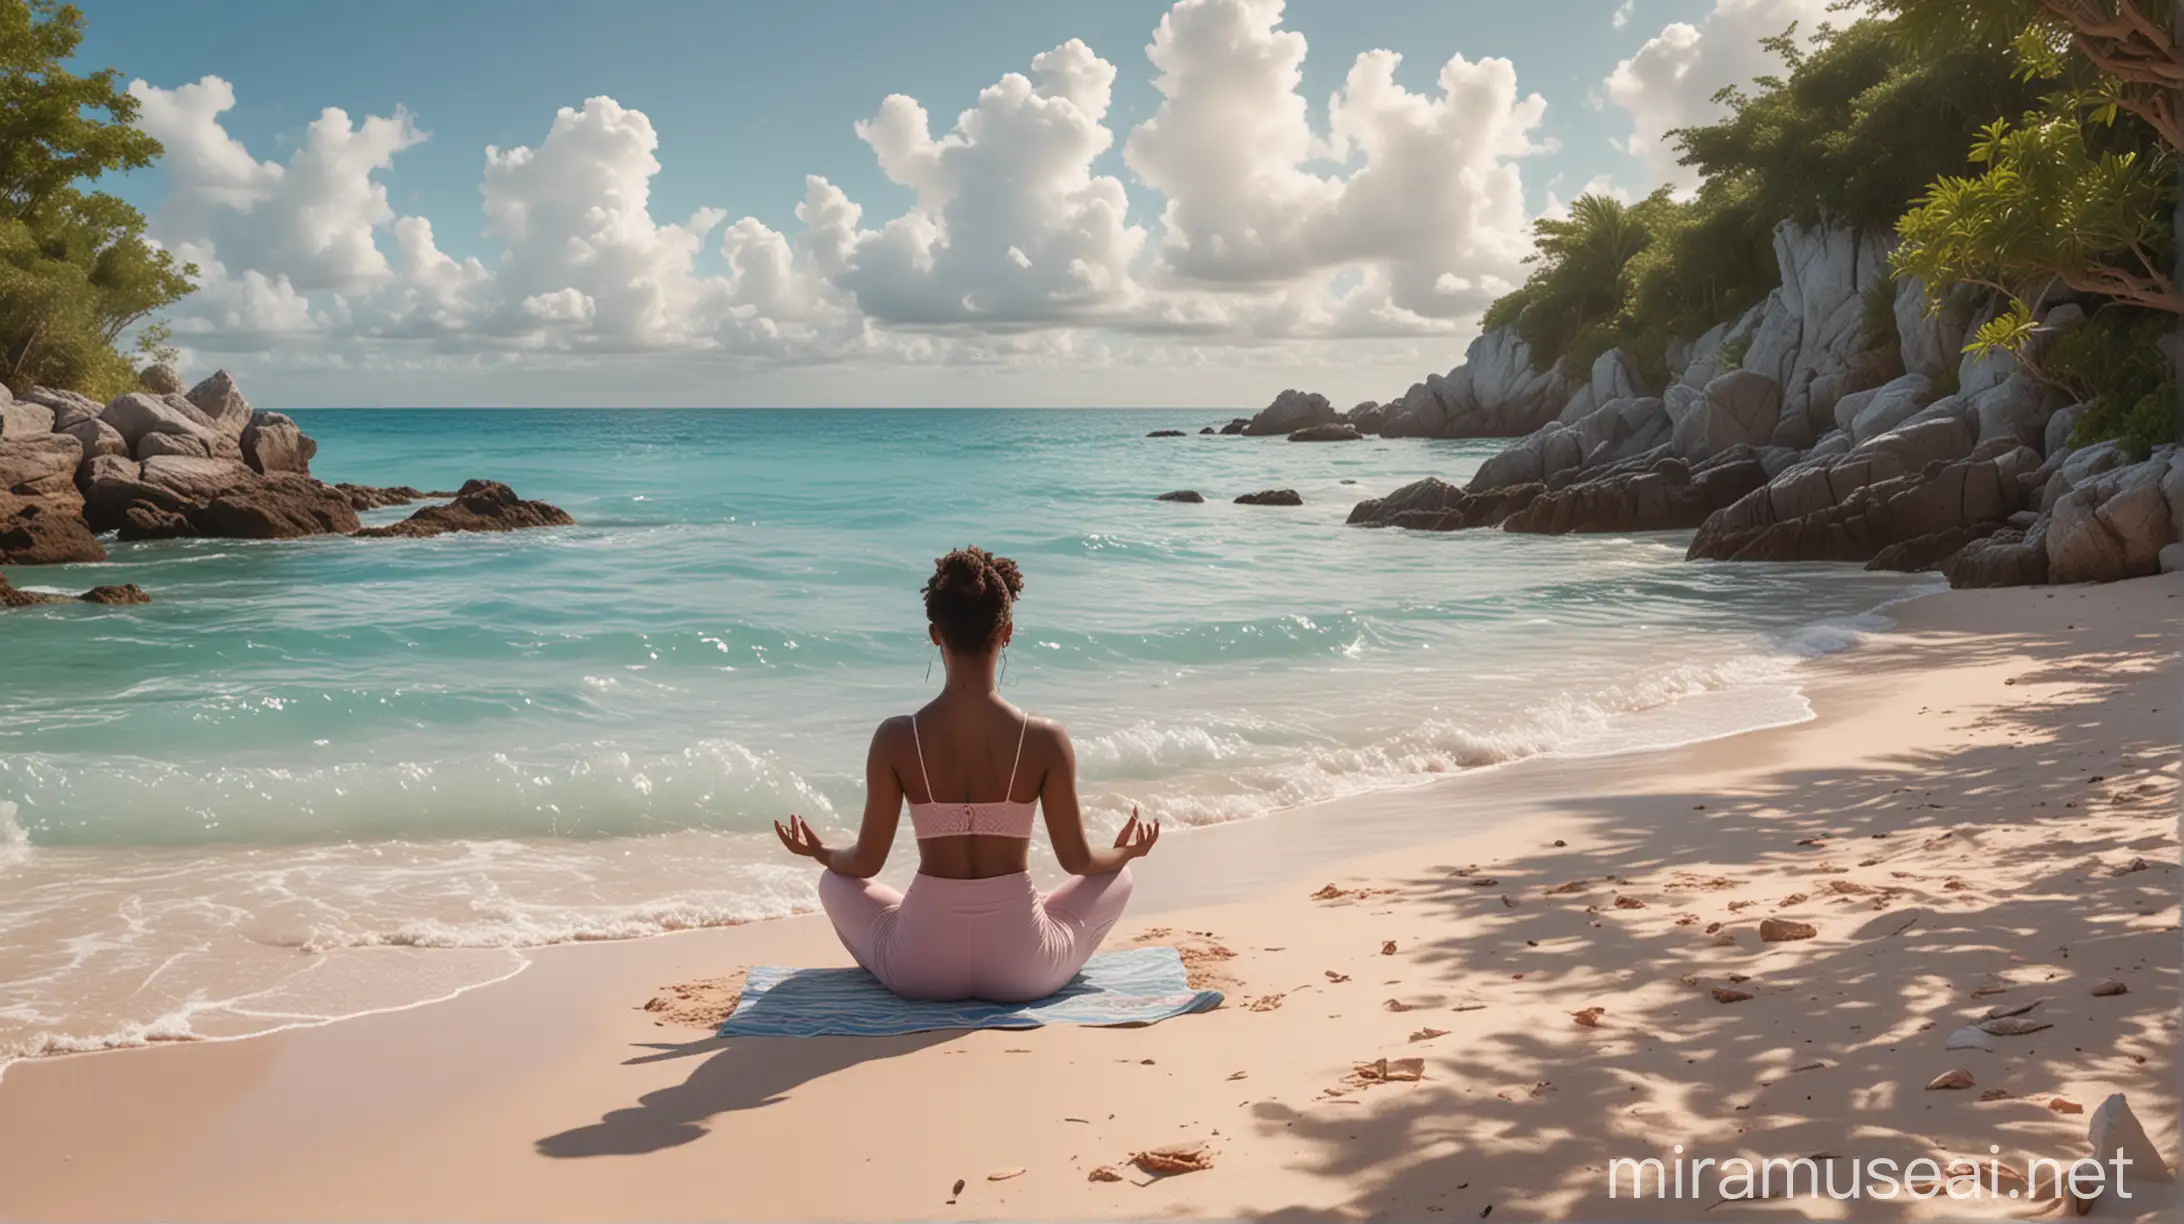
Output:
[1242, 390, 1337, 436]
[1155, 490, 1205, 503]
[1690, 435, 2041, 563]
[1, 432, 86, 511]
[1218, 418, 1249, 435]
[1942, 520, 2051, 587]
[1288, 422, 1362, 442]
[1671, 371, 1782, 462]
[355, 480, 574, 538]
[0, 496, 104, 564]
[1346, 476, 1543, 531]
[99, 392, 240, 460]
[1231, 489, 1303, 507]
[1501, 448, 1770, 536]
[1376, 326, 1578, 439]
[0, 571, 148, 609]
[2043, 450, 2182, 584]
[241, 411, 315, 475]
[335, 483, 432, 510]
[20, 386, 101, 431]
[190, 476, 362, 540]
[1146, 429, 1185, 438]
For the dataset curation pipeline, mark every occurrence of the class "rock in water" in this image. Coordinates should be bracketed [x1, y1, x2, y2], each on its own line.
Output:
[0, 572, 147, 608]
[1287, 423, 1362, 442]
[0, 496, 105, 565]
[1243, 389, 1337, 436]
[1146, 429, 1185, 438]
[1233, 489, 1302, 506]
[191, 475, 362, 539]
[355, 480, 574, 539]
[2088, 1094, 2173, 1182]
[240, 411, 317, 475]
[335, 483, 429, 510]
[1155, 490, 1205, 503]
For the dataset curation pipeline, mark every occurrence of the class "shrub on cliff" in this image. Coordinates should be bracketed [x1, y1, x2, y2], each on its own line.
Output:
[0, 0, 194, 399]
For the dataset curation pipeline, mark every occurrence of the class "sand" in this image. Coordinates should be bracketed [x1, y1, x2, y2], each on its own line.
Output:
[1, 575, 2177, 1221]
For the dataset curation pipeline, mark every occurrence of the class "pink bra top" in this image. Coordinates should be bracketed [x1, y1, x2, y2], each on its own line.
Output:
[905, 711, 1037, 839]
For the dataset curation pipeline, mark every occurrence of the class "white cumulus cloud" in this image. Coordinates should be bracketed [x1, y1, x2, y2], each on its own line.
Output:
[1605, 0, 1834, 192]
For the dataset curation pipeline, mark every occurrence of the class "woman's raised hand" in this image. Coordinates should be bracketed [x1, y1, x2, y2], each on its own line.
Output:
[773, 814, 827, 861]
[1112, 806, 1161, 860]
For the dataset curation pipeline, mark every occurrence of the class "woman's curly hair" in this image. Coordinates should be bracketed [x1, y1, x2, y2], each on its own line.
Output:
[923, 546, 1023, 654]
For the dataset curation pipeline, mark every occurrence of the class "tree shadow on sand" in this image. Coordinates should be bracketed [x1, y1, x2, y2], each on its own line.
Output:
[1248, 621, 2180, 1219]
[534, 1030, 955, 1158]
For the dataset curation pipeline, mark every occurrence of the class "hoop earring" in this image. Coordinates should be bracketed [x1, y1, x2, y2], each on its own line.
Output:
[925, 649, 935, 684]
[999, 648, 1010, 689]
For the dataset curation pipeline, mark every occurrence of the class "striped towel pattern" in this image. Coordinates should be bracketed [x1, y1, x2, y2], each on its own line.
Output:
[718, 946, 1223, 1038]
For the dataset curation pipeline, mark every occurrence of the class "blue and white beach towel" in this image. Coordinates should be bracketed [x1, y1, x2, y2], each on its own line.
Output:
[718, 946, 1223, 1038]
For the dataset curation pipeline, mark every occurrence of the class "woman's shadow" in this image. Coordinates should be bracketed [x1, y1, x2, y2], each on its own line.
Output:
[535, 1029, 957, 1158]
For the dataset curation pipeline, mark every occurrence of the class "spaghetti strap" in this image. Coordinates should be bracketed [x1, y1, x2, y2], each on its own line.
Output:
[909, 714, 935, 804]
[1005, 711, 1029, 799]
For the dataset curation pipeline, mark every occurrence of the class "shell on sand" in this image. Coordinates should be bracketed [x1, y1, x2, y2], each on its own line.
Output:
[1944, 1025, 1996, 1051]
[1087, 1166, 1124, 1183]
[988, 1168, 1026, 1181]
[1926, 1068, 1975, 1090]
[1571, 1007, 1607, 1028]
[2091, 978, 2128, 997]
[2048, 1097, 2084, 1115]
[1711, 987, 1754, 1004]
[1979, 1016, 2053, 1036]
[1132, 1142, 1215, 1175]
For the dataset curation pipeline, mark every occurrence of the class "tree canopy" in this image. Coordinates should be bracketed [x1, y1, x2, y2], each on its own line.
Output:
[0, 0, 192, 397]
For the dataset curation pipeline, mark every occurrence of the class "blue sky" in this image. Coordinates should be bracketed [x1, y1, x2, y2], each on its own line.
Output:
[75, 0, 1821, 407]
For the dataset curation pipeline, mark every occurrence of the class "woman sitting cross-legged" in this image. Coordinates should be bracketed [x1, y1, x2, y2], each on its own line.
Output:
[773, 545, 1159, 1003]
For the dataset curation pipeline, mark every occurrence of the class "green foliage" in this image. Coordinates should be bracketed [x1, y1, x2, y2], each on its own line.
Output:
[0, 0, 193, 395]
[1478, 13, 2041, 389]
[1893, 110, 2178, 319]
[2037, 307, 2179, 454]
[1719, 330, 1753, 371]
[1676, 20, 2043, 230]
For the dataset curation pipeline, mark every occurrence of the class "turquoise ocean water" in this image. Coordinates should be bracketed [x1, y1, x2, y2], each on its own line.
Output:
[0, 408, 1926, 1066]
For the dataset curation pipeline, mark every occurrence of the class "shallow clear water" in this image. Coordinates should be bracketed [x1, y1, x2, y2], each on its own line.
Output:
[0, 408, 1925, 1065]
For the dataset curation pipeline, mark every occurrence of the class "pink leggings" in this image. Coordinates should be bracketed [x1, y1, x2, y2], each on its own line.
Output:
[817, 867, 1134, 1003]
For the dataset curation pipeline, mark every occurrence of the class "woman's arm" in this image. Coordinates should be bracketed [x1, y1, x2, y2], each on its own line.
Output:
[774, 718, 905, 878]
[1038, 722, 1159, 876]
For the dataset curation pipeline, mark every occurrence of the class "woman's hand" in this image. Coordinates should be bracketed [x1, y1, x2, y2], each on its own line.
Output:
[1111, 806, 1161, 860]
[773, 814, 829, 866]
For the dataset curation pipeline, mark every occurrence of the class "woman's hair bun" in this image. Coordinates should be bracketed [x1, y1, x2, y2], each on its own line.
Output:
[924, 546, 1022, 652]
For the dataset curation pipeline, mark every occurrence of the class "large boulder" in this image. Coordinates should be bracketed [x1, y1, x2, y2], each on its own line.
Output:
[1844, 374, 1934, 444]
[2046, 455, 2179, 583]
[1287, 422, 1362, 442]
[0, 433, 86, 508]
[99, 391, 226, 455]
[355, 480, 574, 538]
[1243, 390, 1336, 436]
[1893, 278, 1980, 382]
[1672, 371, 1782, 462]
[0, 397, 55, 439]
[61, 418, 129, 468]
[1944, 518, 2051, 588]
[0, 494, 104, 565]
[191, 474, 361, 539]
[1967, 372, 2061, 450]
[183, 370, 253, 438]
[137, 455, 258, 505]
[19, 386, 102, 431]
[240, 411, 316, 475]
[138, 364, 186, 395]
